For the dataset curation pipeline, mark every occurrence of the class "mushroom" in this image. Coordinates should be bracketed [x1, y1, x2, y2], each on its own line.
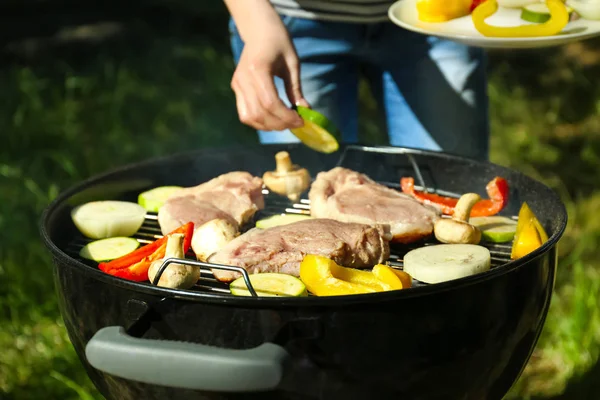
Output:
[434, 193, 482, 245]
[191, 218, 239, 262]
[263, 151, 311, 202]
[148, 233, 200, 289]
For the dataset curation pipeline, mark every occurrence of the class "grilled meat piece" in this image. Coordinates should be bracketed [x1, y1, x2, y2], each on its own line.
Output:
[158, 171, 264, 235]
[308, 167, 441, 243]
[208, 218, 392, 282]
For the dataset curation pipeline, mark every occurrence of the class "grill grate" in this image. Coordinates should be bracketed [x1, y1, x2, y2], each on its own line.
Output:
[63, 145, 515, 297]
[64, 188, 514, 296]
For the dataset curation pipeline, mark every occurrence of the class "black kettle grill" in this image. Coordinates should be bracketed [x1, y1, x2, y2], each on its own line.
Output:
[40, 145, 567, 400]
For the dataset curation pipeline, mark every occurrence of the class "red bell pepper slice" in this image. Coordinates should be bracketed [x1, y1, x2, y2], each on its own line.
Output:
[98, 222, 194, 281]
[106, 243, 167, 281]
[400, 176, 509, 217]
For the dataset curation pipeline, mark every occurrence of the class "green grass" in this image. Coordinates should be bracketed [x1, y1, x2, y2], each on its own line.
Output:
[1, 4, 600, 399]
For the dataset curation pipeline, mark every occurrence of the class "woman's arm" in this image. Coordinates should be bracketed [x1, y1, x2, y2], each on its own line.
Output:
[223, 0, 309, 131]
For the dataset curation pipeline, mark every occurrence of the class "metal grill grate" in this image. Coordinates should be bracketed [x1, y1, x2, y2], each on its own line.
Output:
[63, 145, 515, 297]
[64, 188, 514, 296]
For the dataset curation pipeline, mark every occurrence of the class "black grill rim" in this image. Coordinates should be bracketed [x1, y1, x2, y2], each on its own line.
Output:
[39, 144, 568, 307]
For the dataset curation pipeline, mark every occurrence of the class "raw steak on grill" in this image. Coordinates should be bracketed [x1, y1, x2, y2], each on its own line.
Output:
[157, 171, 264, 235]
[308, 167, 440, 243]
[208, 218, 391, 282]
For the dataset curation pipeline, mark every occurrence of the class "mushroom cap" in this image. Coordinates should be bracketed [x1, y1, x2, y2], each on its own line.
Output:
[192, 218, 238, 262]
[263, 151, 311, 197]
[434, 218, 482, 245]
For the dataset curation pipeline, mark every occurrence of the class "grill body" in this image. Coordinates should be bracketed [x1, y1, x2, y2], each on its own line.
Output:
[41, 144, 567, 400]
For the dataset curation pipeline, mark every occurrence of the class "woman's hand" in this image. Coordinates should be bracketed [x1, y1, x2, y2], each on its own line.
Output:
[224, 0, 309, 131]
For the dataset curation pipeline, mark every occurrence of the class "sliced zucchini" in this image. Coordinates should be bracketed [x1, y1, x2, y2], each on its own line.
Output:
[403, 244, 491, 284]
[470, 216, 518, 243]
[255, 214, 312, 229]
[521, 3, 573, 23]
[79, 237, 140, 262]
[138, 186, 183, 212]
[230, 273, 308, 297]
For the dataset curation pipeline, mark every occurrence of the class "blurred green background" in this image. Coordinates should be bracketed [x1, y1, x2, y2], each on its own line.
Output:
[1, 0, 600, 398]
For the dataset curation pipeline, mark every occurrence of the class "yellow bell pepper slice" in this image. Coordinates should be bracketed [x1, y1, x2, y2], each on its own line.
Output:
[472, 0, 569, 37]
[391, 268, 413, 289]
[511, 202, 549, 260]
[334, 264, 394, 291]
[372, 264, 404, 290]
[417, 0, 472, 22]
[299, 255, 379, 296]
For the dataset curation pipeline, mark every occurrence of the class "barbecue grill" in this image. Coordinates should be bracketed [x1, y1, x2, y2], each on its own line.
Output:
[40, 144, 567, 400]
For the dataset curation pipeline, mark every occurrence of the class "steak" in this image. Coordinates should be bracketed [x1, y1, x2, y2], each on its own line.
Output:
[208, 219, 392, 282]
[158, 171, 264, 235]
[308, 167, 440, 243]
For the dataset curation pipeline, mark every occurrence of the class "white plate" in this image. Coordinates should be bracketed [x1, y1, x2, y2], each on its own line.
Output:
[388, 0, 600, 49]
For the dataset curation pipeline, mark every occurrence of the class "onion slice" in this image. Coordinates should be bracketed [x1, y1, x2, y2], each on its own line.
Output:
[71, 201, 146, 239]
[403, 244, 491, 284]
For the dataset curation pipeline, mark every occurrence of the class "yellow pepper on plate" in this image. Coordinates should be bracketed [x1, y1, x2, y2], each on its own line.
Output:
[299, 255, 409, 296]
[472, 0, 569, 37]
[511, 202, 549, 260]
[417, 0, 473, 22]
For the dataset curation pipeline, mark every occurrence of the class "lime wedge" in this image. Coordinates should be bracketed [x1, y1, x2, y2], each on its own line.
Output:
[255, 214, 312, 229]
[291, 106, 340, 154]
[138, 186, 183, 212]
[79, 237, 140, 262]
[470, 216, 518, 243]
[230, 273, 308, 297]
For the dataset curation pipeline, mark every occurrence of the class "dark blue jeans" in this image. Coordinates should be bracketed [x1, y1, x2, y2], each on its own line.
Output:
[229, 15, 490, 160]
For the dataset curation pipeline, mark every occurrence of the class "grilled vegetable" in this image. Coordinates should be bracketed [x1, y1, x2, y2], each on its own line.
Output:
[333, 263, 398, 291]
[511, 202, 549, 259]
[138, 186, 182, 212]
[372, 264, 404, 290]
[148, 233, 200, 289]
[290, 106, 339, 154]
[71, 201, 146, 239]
[79, 237, 140, 262]
[98, 222, 193, 281]
[191, 218, 238, 262]
[472, 0, 569, 37]
[403, 244, 491, 284]
[255, 214, 312, 229]
[300, 255, 378, 296]
[470, 216, 517, 243]
[434, 193, 482, 244]
[299, 255, 405, 296]
[230, 273, 308, 297]
[416, 0, 472, 22]
[263, 151, 311, 201]
[400, 176, 509, 217]
[391, 268, 413, 288]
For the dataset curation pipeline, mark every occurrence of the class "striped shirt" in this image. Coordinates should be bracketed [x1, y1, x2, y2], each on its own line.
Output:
[270, 0, 395, 23]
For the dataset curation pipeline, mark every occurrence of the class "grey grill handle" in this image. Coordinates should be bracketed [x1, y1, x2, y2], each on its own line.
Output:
[85, 326, 289, 392]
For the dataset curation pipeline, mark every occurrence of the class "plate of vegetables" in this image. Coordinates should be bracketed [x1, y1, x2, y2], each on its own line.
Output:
[388, 0, 600, 49]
